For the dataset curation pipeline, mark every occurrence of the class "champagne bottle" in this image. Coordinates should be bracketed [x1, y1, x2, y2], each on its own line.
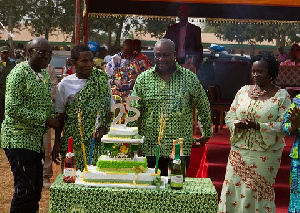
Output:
[170, 143, 183, 189]
[63, 137, 76, 183]
[168, 140, 177, 183]
[178, 138, 186, 182]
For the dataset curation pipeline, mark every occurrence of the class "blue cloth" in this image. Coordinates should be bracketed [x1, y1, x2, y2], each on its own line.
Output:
[87, 42, 100, 52]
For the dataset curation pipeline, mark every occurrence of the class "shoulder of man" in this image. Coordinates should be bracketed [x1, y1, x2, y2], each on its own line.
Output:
[187, 22, 201, 30]
[93, 67, 109, 80]
[135, 67, 155, 81]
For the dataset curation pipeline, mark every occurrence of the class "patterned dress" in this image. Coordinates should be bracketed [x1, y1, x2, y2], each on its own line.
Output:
[282, 94, 300, 213]
[106, 52, 151, 102]
[58, 69, 112, 171]
[218, 85, 291, 213]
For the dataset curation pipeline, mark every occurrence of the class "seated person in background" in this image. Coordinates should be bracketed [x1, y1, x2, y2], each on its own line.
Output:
[277, 46, 287, 63]
[280, 44, 300, 66]
[61, 58, 75, 76]
[106, 39, 151, 102]
[164, 4, 203, 69]
[94, 51, 103, 69]
[53, 44, 112, 171]
[133, 39, 152, 74]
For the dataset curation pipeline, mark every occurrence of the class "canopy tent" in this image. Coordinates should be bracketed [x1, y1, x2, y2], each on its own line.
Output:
[88, 0, 300, 21]
[77, 0, 300, 45]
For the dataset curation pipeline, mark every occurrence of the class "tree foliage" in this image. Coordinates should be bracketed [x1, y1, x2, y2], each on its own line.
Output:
[136, 19, 175, 39]
[25, 0, 67, 40]
[205, 22, 300, 48]
[0, 0, 31, 49]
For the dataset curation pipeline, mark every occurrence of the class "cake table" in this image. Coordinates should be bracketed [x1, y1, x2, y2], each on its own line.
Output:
[49, 174, 218, 213]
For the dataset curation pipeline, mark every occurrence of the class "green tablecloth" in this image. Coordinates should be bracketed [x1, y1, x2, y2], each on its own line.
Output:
[49, 174, 218, 213]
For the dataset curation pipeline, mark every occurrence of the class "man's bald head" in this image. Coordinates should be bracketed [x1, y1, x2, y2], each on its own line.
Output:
[26, 37, 52, 72]
[27, 37, 51, 51]
[154, 39, 175, 53]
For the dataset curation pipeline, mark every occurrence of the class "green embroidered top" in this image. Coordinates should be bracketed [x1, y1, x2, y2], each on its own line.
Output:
[59, 68, 112, 171]
[1, 62, 54, 153]
[130, 63, 212, 157]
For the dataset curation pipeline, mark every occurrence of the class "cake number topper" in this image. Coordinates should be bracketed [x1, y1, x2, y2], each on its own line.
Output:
[111, 96, 140, 126]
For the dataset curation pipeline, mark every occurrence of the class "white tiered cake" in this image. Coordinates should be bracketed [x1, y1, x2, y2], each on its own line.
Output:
[75, 96, 166, 189]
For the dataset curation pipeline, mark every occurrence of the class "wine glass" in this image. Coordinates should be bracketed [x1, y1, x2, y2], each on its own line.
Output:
[103, 142, 114, 158]
[130, 143, 141, 160]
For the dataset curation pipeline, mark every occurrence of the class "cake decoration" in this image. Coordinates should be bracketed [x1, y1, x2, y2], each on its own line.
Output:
[75, 96, 167, 189]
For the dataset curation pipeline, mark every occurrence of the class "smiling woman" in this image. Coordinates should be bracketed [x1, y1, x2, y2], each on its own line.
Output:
[218, 53, 291, 212]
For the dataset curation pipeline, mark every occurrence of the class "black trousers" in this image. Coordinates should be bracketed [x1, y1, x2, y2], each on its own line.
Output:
[146, 156, 190, 176]
[4, 148, 44, 213]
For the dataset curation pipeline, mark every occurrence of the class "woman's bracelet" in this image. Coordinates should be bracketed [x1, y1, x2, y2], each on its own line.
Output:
[255, 122, 260, 130]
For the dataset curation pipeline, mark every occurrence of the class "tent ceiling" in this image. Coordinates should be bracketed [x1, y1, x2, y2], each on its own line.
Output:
[88, 0, 300, 22]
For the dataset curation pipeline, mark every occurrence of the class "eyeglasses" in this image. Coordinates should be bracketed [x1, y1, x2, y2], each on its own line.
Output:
[31, 49, 53, 57]
[154, 53, 172, 60]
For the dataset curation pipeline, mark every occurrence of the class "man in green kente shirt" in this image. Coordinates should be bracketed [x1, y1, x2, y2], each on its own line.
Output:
[53, 44, 112, 171]
[0, 46, 15, 129]
[1, 37, 58, 212]
[130, 38, 213, 176]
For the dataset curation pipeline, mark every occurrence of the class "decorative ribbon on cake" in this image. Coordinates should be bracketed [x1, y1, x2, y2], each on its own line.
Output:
[155, 145, 160, 174]
[152, 176, 162, 189]
[132, 165, 146, 186]
[156, 109, 167, 174]
[78, 111, 88, 171]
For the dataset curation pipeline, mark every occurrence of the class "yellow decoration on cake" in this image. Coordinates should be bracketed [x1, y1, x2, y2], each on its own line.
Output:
[120, 145, 129, 154]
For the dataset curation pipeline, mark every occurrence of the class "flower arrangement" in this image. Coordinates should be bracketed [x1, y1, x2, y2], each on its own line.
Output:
[110, 143, 133, 158]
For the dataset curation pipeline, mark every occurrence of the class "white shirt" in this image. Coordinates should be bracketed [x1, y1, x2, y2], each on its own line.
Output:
[54, 74, 87, 113]
[55, 74, 115, 113]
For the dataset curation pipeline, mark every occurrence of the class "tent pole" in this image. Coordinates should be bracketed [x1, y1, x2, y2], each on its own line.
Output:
[75, 0, 81, 45]
[83, 0, 89, 46]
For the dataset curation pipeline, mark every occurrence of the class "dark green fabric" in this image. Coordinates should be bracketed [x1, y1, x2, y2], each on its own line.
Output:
[1, 62, 53, 153]
[49, 174, 218, 213]
[60, 68, 111, 171]
[129, 63, 212, 157]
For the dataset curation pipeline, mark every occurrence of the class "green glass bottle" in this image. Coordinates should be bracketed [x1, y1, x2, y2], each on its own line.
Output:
[170, 143, 183, 189]
[178, 138, 186, 182]
[168, 140, 177, 183]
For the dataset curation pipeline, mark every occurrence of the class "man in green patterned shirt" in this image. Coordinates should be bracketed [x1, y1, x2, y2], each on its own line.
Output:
[1, 37, 58, 212]
[131, 38, 212, 175]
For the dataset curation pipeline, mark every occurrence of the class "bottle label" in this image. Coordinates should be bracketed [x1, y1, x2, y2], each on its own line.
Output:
[64, 168, 76, 177]
[171, 175, 183, 184]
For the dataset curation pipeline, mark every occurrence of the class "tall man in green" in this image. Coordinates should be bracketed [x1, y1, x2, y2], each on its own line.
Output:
[0, 46, 15, 129]
[53, 44, 112, 171]
[1, 38, 58, 212]
[130, 38, 212, 176]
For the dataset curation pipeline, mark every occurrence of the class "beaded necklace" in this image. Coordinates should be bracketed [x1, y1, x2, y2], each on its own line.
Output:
[250, 85, 266, 99]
